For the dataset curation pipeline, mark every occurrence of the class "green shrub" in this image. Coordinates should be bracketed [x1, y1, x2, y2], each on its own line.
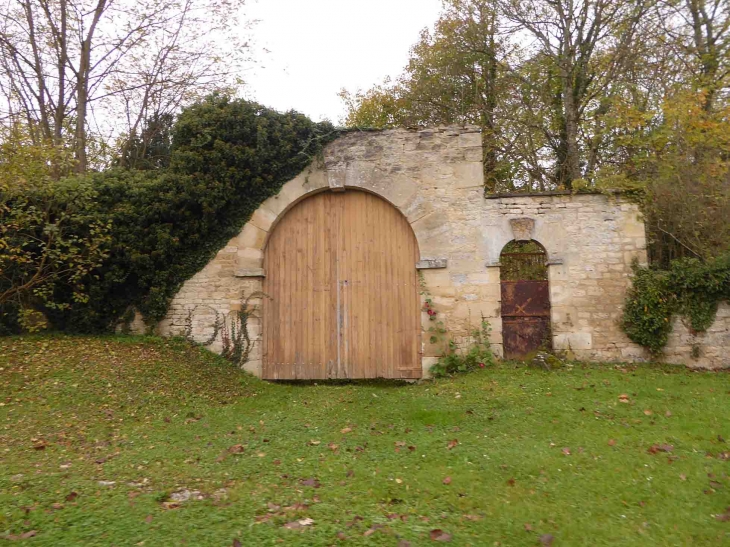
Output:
[39, 96, 337, 332]
[430, 318, 494, 378]
[622, 254, 730, 354]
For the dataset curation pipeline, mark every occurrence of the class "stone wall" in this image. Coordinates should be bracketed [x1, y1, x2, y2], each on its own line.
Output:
[157, 126, 727, 375]
[662, 303, 730, 369]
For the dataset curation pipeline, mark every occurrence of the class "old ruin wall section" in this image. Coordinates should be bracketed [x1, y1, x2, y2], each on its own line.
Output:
[157, 127, 728, 373]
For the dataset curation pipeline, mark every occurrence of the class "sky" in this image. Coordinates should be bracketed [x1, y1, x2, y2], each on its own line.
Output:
[242, 0, 443, 123]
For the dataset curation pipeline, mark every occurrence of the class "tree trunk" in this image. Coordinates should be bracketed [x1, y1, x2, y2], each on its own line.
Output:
[561, 78, 581, 188]
[74, 42, 89, 174]
[74, 0, 107, 174]
[481, 28, 499, 194]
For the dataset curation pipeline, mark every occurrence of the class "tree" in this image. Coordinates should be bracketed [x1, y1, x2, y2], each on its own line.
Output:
[498, 0, 651, 187]
[0, 0, 249, 174]
[341, 0, 513, 191]
[0, 125, 111, 331]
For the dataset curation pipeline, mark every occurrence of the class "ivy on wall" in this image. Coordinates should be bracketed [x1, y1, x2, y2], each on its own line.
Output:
[622, 254, 730, 354]
[41, 96, 338, 332]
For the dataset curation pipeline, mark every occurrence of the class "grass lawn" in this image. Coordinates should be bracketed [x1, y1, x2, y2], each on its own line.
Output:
[1, 336, 729, 546]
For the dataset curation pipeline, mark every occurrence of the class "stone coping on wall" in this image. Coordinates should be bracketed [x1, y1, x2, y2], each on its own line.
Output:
[484, 190, 623, 200]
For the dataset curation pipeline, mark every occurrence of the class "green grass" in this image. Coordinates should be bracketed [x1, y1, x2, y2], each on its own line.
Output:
[1, 336, 729, 546]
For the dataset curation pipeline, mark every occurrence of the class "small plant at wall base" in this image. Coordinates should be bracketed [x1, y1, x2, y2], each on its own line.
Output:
[430, 316, 495, 378]
[184, 292, 268, 367]
[622, 254, 730, 354]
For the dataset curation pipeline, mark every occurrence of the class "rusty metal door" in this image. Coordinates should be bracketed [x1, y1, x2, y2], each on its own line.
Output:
[262, 190, 421, 380]
[501, 280, 551, 359]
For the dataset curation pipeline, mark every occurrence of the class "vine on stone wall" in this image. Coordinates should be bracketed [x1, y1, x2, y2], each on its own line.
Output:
[622, 254, 730, 354]
[184, 291, 269, 367]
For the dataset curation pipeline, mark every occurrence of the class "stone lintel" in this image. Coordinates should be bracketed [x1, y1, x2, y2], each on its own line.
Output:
[547, 257, 564, 265]
[234, 268, 266, 278]
[416, 258, 448, 269]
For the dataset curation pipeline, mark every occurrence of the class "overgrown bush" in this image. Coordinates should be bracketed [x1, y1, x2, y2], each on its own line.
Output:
[622, 254, 730, 354]
[2, 96, 338, 333]
[430, 317, 494, 378]
[0, 132, 111, 333]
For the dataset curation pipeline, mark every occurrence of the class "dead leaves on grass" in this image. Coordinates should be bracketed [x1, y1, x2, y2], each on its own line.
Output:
[429, 529, 452, 541]
[2, 530, 37, 541]
[299, 477, 321, 488]
[647, 444, 674, 455]
[716, 507, 730, 522]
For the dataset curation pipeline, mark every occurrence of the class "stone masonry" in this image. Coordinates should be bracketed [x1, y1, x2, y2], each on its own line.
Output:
[156, 126, 729, 374]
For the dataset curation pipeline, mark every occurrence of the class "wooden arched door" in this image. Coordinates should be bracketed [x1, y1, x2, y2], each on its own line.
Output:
[262, 190, 421, 380]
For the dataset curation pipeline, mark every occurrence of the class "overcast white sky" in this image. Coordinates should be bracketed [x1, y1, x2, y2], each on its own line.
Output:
[242, 0, 443, 123]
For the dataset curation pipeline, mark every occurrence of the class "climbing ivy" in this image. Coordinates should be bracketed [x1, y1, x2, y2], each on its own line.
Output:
[37, 95, 338, 331]
[622, 254, 730, 354]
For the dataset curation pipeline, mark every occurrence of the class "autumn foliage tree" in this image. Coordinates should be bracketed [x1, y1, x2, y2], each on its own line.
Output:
[342, 0, 730, 261]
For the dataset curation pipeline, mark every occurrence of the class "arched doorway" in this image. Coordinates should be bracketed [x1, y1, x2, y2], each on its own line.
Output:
[500, 240, 551, 359]
[262, 189, 422, 380]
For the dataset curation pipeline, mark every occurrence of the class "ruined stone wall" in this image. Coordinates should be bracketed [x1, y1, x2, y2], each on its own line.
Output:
[157, 126, 727, 375]
[663, 303, 730, 369]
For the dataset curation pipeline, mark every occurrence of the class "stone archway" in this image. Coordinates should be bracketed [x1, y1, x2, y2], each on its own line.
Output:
[261, 189, 422, 380]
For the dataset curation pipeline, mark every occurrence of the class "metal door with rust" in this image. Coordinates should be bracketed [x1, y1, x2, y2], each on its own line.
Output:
[500, 280, 551, 359]
[499, 241, 551, 359]
[262, 190, 422, 380]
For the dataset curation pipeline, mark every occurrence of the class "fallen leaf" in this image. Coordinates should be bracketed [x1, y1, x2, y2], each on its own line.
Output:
[562, 447, 571, 456]
[328, 443, 339, 451]
[447, 439, 458, 450]
[308, 440, 321, 446]
[267, 502, 281, 512]
[300, 478, 321, 488]
[442, 476, 452, 485]
[665, 410, 672, 417]
[341, 427, 352, 434]
[524, 523, 533, 531]
[227, 444, 245, 454]
[618, 394, 630, 403]
[363, 524, 383, 536]
[284, 518, 314, 529]
[608, 439, 616, 446]
[644, 409, 653, 416]
[462, 514, 482, 521]
[507, 478, 516, 487]
[540, 534, 554, 546]
[398, 541, 412, 547]
[648, 444, 674, 454]
[429, 529, 452, 542]
[65, 492, 78, 502]
[145, 515, 153, 524]
[346, 469, 354, 477]
[680, 474, 687, 481]
[4, 530, 38, 540]
[336, 531, 347, 540]
[233, 539, 242, 547]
